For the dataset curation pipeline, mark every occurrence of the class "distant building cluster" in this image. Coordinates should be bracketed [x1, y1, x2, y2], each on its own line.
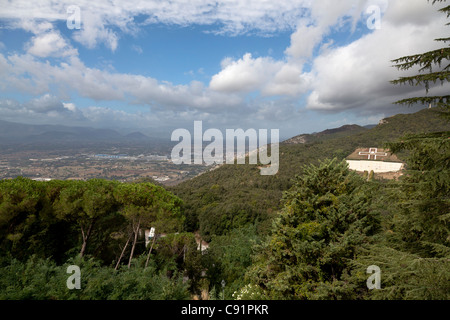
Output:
[145, 155, 168, 161]
[92, 154, 168, 161]
[32, 178, 52, 182]
[152, 176, 170, 182]
[94, 154, 129, 159]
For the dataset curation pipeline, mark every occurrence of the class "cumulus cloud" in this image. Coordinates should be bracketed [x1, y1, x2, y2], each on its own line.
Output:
[0, 52, 244, 113]
[0, 95, 86, 125]
[25, 94, 66, 113]
[305, 1, 449, 114]
[285, 24, 324, 60]
[209, 53, 311, 97]
[26, 31, 78, 58]
[208, 1, 372, 97]
[7, 19, 78, 58]
[263, 63, 312, 97]
[210, 53, 283, 93]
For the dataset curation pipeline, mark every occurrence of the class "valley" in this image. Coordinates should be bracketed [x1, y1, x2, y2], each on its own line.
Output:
[0, 143, 209, 185]
[0, 120, 211, 185]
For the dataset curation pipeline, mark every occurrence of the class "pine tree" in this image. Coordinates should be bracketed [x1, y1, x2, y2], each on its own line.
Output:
[245, 159, 380, 299]
[388, 1, 450, 256]
[353, 0, 450, 299]
[390, 0, 450, 115]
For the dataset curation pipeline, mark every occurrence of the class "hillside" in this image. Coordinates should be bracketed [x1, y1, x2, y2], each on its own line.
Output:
[171, 108, 450, 240]
[282, 124, 368, 145]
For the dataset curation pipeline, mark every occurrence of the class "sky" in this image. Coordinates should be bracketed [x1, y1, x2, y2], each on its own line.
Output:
[0, 0, 449, 140]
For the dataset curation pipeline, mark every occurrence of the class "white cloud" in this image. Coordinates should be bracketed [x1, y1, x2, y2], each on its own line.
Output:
[285, 24, 324, 60]
[284, 0, 369, 61]
[63, 102, 77, 112]
[383, 0, 438, 26]
[0, 95, 86, 125]
[0, 52, 244, 113]
[10, 19, 78, 58]
[210, 53, 311, 96]
[26, 31, 78, 58]
[305, 2, 449, 114]
[0, 0, 312, 50]
[71, 10, 121, 51]
[210, 53, 283, 93]
[263, 63, 312, 96]
[208, 0, 375, 97]
[25, 94, 65, 113]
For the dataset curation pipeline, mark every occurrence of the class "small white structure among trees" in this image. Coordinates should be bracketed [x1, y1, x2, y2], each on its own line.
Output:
[345, 148, 404, 173]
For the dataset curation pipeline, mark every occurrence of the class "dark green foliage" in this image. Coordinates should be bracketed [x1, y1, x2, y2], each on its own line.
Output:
[0, 178, 184, 266]
[347, 244, 450, 300]
[387, 132, 450, 255]
[245, 159, 381, 299]
[0, 178, 76, 262]
[0, 178, 191, 300]
[1, 110, 448, 299]
[151, 232, 203, 294]
[53, 179, 120, 258]
[204, 225, 261, 299]
[0, 255, 190, 300]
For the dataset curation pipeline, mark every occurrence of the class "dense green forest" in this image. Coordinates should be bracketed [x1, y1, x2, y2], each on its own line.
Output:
[0, 108, 448, 300]
[0, 1, 449, 301]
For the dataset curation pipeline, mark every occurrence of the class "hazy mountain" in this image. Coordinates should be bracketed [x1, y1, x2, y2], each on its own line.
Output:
[0, 119, 149, 143]
[124, 131, 150, 141]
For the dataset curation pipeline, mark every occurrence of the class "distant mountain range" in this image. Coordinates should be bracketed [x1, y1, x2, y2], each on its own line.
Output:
[0, 119, 151, 143]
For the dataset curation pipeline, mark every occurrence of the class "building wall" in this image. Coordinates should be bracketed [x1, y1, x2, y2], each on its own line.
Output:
[346, 160, 404, 173]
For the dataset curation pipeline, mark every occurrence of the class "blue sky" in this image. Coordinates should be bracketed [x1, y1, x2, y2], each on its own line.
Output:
[0, 0, 448, 140]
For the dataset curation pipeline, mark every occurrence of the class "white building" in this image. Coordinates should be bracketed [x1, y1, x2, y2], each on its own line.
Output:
[346, 148, 404, 173]
[346, 160, 404, 173]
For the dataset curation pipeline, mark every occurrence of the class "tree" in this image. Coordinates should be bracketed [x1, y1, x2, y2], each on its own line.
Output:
[390, 0, 450, 116]
[54, 179, 119, 258]
[0, 178, 47, 259]
[386, 133, 450, 256]
[245, 159, 380, 299]
[339, 1, 450, 300]
[388, 0, 450, 257]
[347, 244, 450, 300]
[113, 182, 184, 269]
[205, 225, 261, 299]
[152, 232, 202, 290]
